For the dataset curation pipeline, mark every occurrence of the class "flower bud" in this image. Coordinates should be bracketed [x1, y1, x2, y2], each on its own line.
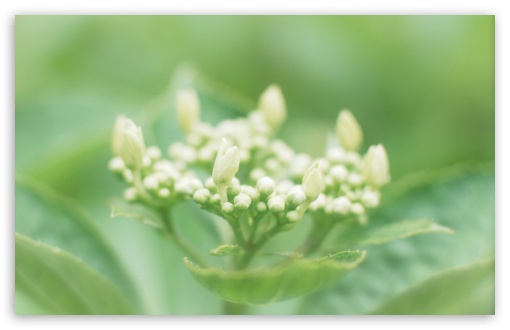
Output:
[193, 188, 211, 204]
[336, 110, 363, 151]
[222, 202, 235, 214]
[302, 161, 325, 202]
[351, 203, 365, 215]
[268, 196, 285, 213]
[329, 165, 348, 182]
[143, 175, 159, 190]
[123, 187, 137, 201]
[256, 177, 275, 196]
[234, 193, 252, 211]
[285, 186, 307, 208]
[362, 144, 390, 188]
[119, 122, 146, 170]
[158, 188, 170, 198]
[212, 138, 241, 187]
[111, 115, 131, 156]
[258, 84, 286, 129]
[108, 157, 125, 173]
[332, 197, 351, 215]
[176, 88, 200, 133]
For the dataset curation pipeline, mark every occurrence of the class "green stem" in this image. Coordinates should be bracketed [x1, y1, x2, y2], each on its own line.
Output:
[159, 208, 210, 268]
[223, 300, 248, 315]
[298, 221, 336, 257]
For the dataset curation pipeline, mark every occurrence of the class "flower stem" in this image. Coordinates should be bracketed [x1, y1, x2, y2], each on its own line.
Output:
[159, 208, 210, 268]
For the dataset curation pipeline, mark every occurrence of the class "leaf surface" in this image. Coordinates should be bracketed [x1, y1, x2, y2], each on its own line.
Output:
[15, 234, 134, 315]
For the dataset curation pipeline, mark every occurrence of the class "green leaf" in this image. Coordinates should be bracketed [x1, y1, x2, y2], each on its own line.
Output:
[329, 219, 453, 250]
[210, 245, 243, 257]
[15, 176, 139, 309]
[298, 167, 494, 314]
[15, 234, 134, 315]
[373, 258, 495, 315]
[185, 250, 366, 305]
[111, 200, 165, 231]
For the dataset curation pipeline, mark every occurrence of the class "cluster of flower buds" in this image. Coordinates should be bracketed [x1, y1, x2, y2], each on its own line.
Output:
[109, 84, 390, 227]
[109, 116, 204, 206]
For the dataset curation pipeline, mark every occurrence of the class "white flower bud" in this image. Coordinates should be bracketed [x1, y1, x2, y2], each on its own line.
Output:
[187, 178, 204, 192]
[108, 157, 125, 172]
[329, 165, 348, 182]
[116, 119, 146, 170]
[256, 177, 275, 196]
[309, 193, 326, 211]
[302, 161, 325, 202]
[268, 196, 285, 213]
[212, 138, 240, 187]
[326, 147, 345, 164]
[332, 197, 351, 215]
[210, 193, 221, 204]
[234, 193, 252, 211]
[256, 202, 267, 212]
[112, 115, 131, 156]
[336, 110, 363, 151]
[175, 178, 193, 195]
[123, 187, 137, 201]
[362, 144, 390, 188]
[147, 146, 162, 160]
[122, 169, 133, 183]
[205, 177, 217, 190]
[275, 180, 294, 194]
[264, 158, 280, 173]
[351, 203, 365, 215]
[176, 88, 200, 133]
[250, 168, 266, 182]
[222, 202, 234, 214]
[348, 173, 363, 186]
[258, 84, 286, 129]
[285, 186, 307, 208]
[193, 188, 211, 204]
[240, 186, 260, 201]
[158, 188, 170, 198]
[143, 175, 159, 190]
[286, 211, 300, 223]
[361, 189, 380, 208]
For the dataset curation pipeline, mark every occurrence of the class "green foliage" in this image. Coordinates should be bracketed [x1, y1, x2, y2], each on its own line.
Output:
[297, 167, 494, 314]
[210, 245, 244, 257]
[15, 16, 494, 314]
[185, 251, 366, 305]
[15, 234, 134, 315]
[373, 258, 495, 315]
[15, 176, 139, 307]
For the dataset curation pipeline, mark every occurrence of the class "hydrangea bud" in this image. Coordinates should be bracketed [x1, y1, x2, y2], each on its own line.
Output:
[193, 188, 211, 204]
[332, 196, 351, 215]
[351, 203, 365, 215]
[302, 161, 325, 202]
[118, 119, 146, 170]
[176, 88, 200, 133]
[108, 157, 125, 173]
[212, 138, 241, 187]
[123, 187, 137, 201]
[336, 110, 363, 151]
[268, 196, 285, 213]
[258, 84, 286, 129]
[285, 186, 307, 208]
[329, 165, 348, 182]
[143, 175, 159, 190]
[158, 188, 170, 198]
[256, 177, 275, 196]
[362, 144, 390, 188]
[111, 115, 130, 156]
[222, 202, 235, 214]
[234, 193, 252, 211]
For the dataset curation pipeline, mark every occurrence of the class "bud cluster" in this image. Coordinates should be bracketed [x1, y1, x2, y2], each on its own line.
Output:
[109, 84, 390, 228]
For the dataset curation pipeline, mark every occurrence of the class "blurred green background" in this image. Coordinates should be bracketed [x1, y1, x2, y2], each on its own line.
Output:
[15, 16, 494, 314]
